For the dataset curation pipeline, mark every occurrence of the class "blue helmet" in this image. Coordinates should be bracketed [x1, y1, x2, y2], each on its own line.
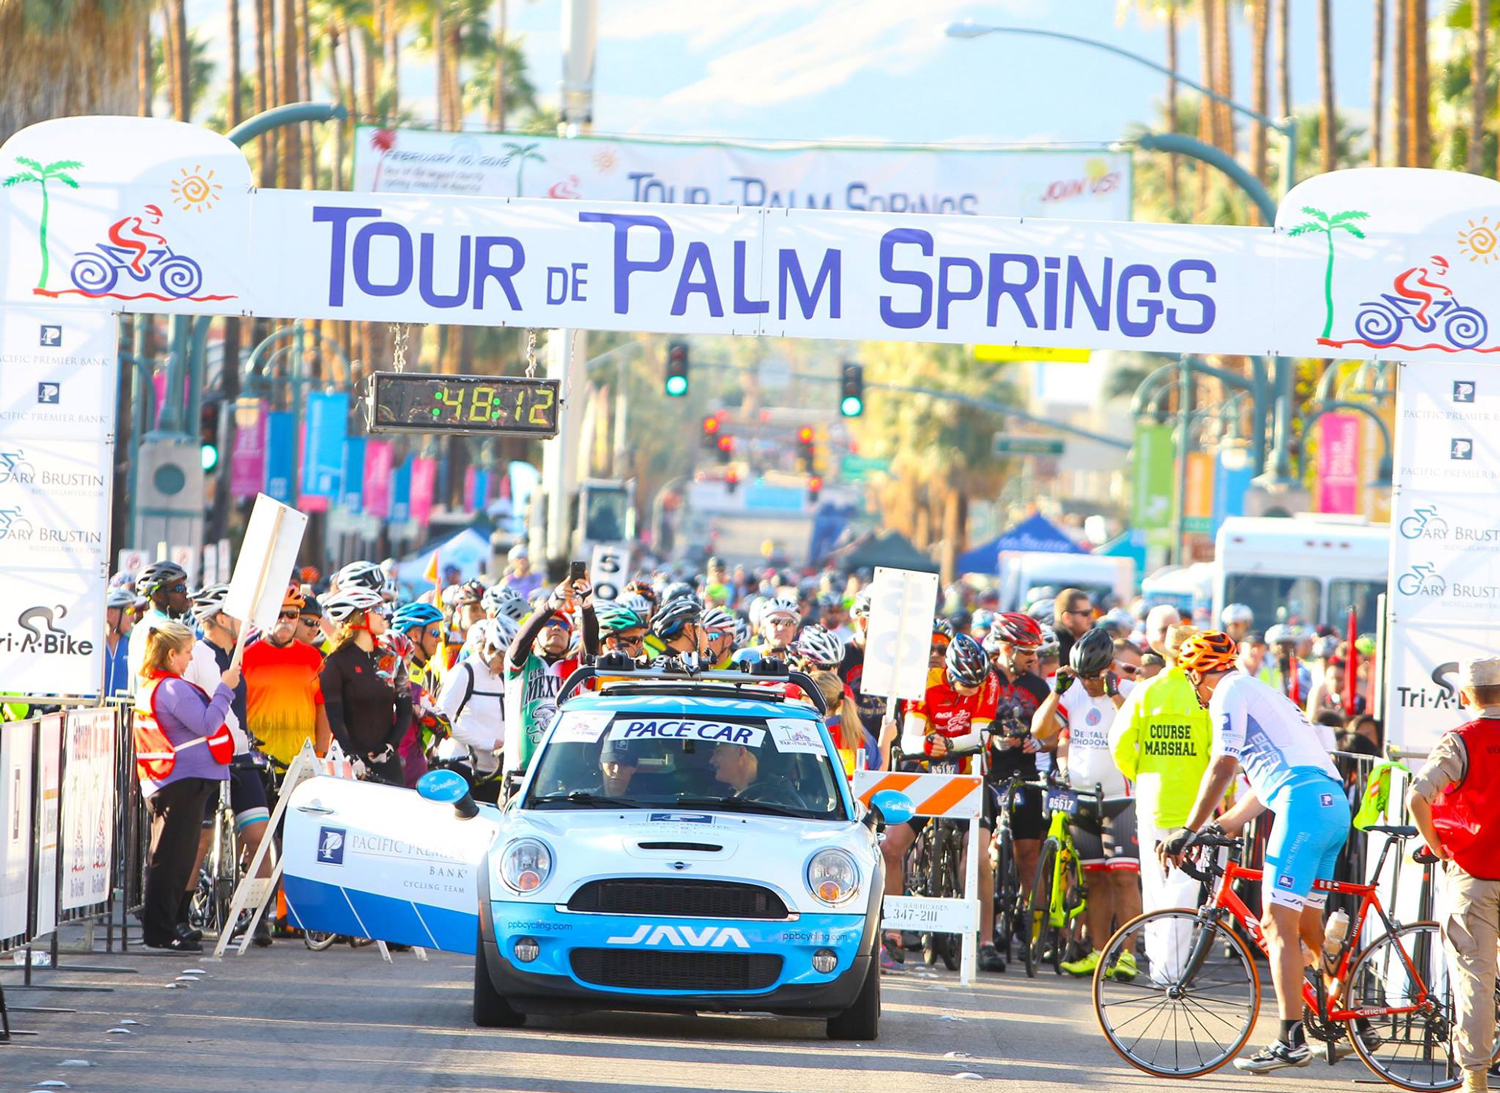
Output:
[392, 601, 444, 634]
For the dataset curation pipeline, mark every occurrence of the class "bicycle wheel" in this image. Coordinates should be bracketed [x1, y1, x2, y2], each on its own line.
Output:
[992, 827, 1018, 962]
[212, 814, 238, 934]
[1344, 921, 1469, 1092]
[1094, 909, 1260, 1078]
[1026, 838, 1059, 979]
[939, 829, 961, 971]
[303, 930, 340, 951]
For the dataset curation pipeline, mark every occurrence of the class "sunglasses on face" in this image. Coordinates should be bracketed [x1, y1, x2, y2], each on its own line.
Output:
[615, 632, 645, 645]
[298, 616, 319, 626]
[278, 609, 300, 621]
[167, 584, 188, 595]
[424, 627, 442, 640]
[1115, 662, 1140, 676]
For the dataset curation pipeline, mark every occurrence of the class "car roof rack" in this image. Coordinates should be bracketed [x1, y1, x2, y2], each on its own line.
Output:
[558, 654, 828, 716]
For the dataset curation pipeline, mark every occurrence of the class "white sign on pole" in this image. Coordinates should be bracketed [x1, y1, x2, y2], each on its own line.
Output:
[861, 566, 938, 701]
[223, 493, 308, 631]
[217, 538, 231, 584]
[0, 718, 35, 944]
[352, 126, 1135, 222]
[116, 548, 149, 576]
[60, 707, 115, 912]
[33, 714, 62, 937]
[589, 543, 628, 601]
[170, 544, 198, 588]
[201, 543, 219, 586]
[1385, 360, 1500, 749]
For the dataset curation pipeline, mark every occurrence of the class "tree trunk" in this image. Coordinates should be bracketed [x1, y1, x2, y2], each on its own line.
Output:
[173, 0, 189, 119]
[299, 0, 316, 189]
[358, 27, 377, 118]
[1317, 0, 1334, 173]
[257, 0, 277, 186]
[1370, 0, 1385, 165]
[1166, 2, 1179, 208]
[1470, 0, 1486, 175]
[447, 21, 463, 128]
[342, 27, 358, 184]
[1275, 0, 1290, 121]
[493, 0, 508, 130]
[328, 29, 346, 189]
[162, 1, 182, 120]
[279, 0, 302, 187]
[1406, 0, 1429, 168]
[1213, 0, 1235, 156]
[1393, 0, 1408, 165]
[384, 0, 399, 115]
[1197, 0, 1216, 214]
[228, 0, 243, 127]
[1250, 0, 1270, 189]
[137, 19, 153, 116]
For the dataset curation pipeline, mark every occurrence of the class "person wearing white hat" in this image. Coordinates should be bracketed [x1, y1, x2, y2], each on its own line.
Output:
[1220, 603, 1254, 644]
[500, 542, 542, 599]
[1408, 656, 1500, 1093]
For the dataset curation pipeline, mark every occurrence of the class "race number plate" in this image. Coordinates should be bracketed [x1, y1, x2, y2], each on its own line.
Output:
[1046, 790, 1079, 816]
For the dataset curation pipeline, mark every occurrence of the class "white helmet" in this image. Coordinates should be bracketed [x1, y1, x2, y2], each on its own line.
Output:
[190, 583, 232, 625]
[794, 624, 844, 668]
[335, 560, 385, 593]
[1221, 603, 1254, 627]
[324, 587, 386, 623]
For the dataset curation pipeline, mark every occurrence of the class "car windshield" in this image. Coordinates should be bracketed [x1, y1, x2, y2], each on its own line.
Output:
[525, 708, 847, 820]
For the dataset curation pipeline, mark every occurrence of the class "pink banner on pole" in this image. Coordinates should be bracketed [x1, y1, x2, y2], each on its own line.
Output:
[462, 465, 478, 513]
[229, 399, 267, 499]
[1317, 412, 1361, 514]
[409, 456, 436, 526]
[363, 441, 393, 517]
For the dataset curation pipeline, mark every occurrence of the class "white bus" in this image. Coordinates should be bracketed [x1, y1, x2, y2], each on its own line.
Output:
[1213, 515, 1389, 630]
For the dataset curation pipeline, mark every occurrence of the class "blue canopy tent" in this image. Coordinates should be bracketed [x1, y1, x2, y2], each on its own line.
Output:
[955, 513, 1086, 575]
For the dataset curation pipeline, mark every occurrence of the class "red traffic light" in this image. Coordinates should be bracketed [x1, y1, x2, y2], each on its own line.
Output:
[702, 415, 721, 434]
[726, 468, 740, 483]
[809, 476, 823, 491]
[717, 435, 733, 451]
[798, 426, 814, 443]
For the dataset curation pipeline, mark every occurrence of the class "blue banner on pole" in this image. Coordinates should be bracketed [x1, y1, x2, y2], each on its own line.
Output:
[264, 411, 295, 503]
[340, 438, 366, 514]
[391, 456, 412, 523]
[301, 392, 348, 497]
[1212, 451, 1254, 536]
[472, 468, 490, 512]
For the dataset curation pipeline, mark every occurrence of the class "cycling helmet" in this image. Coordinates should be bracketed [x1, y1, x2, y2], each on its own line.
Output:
[392, 601, 444, 634]
[596, 603, 646, 635]
[701, 606, 736, 635]
[335, 560, 386, 593]
[619, 592, 654, 619]
[732, 615, 751, 645]
[1312, 634, 1340, 661]
[1264, 623, 1296, 646]
[1037, 625, 1060, 659]
[761, 600, 800, 624]
[663, 581, 696, 603]
[972, 608, 995, 635]
[324, 587, 387, 624]
[991, 611, 1043, 651]
[944, 633, 989, 687]
[190, 583, 231, 625]
[443, 579, 485, 610]
[480, 584, 513, 616]
[1069, 628, 1116, 677]
[932, 618, 954, 641]
[282, 581, 306, 610]
[476, 616, 518, 655]
[850, 589, 872, 619]
[816, 592, 842, 611]
[1026, 599, 1055, 626]
[794, 624, 844, 668]
[625, 580, 658, 606]
[651, 596, 702, 640]
[107, 586, 136, 609]
[137, 561, 188, 598]
[1176, 630, 1239, 679]
[1221, 602, 1254, 627]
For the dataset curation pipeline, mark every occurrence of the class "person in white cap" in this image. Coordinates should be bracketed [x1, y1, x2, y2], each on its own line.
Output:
[1408, 656, 1500, 1093]
[1221, 603, 1254, 644]
[500, 543, 542, 599]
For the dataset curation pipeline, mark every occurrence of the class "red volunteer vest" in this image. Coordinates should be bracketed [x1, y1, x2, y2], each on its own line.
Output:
[1430, 718, 1500, 880]
[133, 674, 234, 782]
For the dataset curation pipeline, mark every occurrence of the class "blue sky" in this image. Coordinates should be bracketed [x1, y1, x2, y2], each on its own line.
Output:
[185, 1, 1429, 147]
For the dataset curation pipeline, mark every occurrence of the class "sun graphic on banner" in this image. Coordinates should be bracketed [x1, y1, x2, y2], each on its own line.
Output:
[1458, 217, 1499, 265]
[170, 164, 221, 213]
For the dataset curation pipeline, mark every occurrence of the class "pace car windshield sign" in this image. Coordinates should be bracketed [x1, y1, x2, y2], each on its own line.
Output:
[608, 718, 766, 746]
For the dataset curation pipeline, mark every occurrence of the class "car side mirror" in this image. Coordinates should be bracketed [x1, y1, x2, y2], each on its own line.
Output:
[868, 789, 915, 831]
[417, 768, 479, 819]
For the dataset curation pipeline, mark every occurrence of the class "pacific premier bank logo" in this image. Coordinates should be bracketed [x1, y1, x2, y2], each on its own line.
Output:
[1455, 380, 1477, 403]
[317, 827, 346, 865]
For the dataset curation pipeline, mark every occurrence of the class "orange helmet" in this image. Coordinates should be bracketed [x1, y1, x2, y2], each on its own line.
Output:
[1176, 630, 1239, 679]
[281, 581, 306, 610]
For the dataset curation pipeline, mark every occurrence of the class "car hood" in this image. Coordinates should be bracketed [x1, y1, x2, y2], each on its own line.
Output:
[494, 807, 877, 916]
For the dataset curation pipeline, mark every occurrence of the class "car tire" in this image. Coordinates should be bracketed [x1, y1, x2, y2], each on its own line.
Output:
[827, 943, 880, 1041]
[474, 935, 526, 1028]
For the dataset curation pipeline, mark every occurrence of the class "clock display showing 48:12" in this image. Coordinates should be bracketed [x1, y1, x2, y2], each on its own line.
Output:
[428, 383, 555, 426]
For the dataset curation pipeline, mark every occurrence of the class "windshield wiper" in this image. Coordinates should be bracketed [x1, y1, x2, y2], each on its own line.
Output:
[528, 792, 645, 809]
[670, 795, 815, 819]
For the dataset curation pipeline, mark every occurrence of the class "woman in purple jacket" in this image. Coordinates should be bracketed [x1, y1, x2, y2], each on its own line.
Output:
[134, 621, 238, 951]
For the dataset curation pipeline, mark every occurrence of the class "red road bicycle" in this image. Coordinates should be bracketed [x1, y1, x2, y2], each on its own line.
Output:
[1093, 826, 1495, 1090]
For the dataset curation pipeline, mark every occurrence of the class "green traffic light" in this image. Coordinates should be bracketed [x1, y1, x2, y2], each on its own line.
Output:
[200, 443, 219, 472]
[665, 375, 689, 397]
[840, 395, 863, 417]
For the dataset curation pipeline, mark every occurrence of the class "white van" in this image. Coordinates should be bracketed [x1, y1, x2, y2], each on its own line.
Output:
[1213, 515, 1389, 630]
[997, 552, 1136, 612]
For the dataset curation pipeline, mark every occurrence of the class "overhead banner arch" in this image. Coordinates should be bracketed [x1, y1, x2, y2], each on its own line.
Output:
[3, 117, 1500, 363]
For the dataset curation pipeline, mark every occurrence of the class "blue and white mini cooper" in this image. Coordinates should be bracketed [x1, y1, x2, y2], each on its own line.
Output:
[469, 663, 890, 1039]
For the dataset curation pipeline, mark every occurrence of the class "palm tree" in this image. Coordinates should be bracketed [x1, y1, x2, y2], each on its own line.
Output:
[1316, 0, 1335, 174]
[1370, 0, 1385, 165]
[2, 158, 82, 291]
[1250, 0, 1270, 188]
[1275, 0, 1290, 121]
[227, 0, 243, 128]
[1288, 207, 1369, 339]
[501, 139, 543, 196]
[1406, 0, 1430, 167]
[1470, 0, 1487, 174]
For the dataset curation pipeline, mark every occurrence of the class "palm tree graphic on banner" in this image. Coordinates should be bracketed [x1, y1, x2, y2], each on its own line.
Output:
[501, 141, 545, 197]
[1287, 206, 1369, 339]
[2, 157, 82, 291]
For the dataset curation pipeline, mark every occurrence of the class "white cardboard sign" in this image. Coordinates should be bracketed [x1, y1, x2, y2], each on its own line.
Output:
[589, 543, 628, 602]
[223, 493, 308, 630]
[861, 566, 938, 702]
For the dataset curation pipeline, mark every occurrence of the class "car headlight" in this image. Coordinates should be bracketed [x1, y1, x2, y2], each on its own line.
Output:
[806, 848, 860, 906]
[499, 838, 553, 893]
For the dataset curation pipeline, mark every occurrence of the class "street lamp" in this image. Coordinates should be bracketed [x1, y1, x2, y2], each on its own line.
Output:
[939, 20, 1297, 197]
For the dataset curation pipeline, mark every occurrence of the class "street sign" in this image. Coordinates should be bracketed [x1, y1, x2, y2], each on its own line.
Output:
[993, 434, 1066, 457]
[840, 454, 891, 478]
[974, 345, 1090, 363]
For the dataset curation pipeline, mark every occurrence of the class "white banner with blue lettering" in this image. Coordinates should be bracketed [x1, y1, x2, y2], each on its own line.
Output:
[349, 125, 1134, 221]
[9, 118, 1500, 363]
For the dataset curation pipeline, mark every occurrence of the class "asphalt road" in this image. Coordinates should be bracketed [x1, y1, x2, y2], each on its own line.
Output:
[0, 927, 1424, 1093]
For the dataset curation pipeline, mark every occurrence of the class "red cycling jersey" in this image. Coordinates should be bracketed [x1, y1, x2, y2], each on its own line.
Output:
[901, 666, 1000, 771]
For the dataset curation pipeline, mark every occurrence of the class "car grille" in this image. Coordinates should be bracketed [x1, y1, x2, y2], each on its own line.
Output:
[567, 880, 789, 919]
[570, 949, 781, 992]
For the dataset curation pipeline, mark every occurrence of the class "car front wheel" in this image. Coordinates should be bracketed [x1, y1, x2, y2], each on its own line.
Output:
[474, 932, 526, 1028]
[827, 942, 880, 1041]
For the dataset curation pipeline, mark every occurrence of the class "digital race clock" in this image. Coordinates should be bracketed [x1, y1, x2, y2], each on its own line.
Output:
[365, 372, 561, 437]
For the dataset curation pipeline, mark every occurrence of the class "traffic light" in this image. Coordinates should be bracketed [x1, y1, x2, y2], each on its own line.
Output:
[807, 475, 823, 503]
[716, 435, 733, 464]
[796, 426, 815, 472]
[200, 399, 221, 472]
[725, 467, 740, 495]
[665, 340, 689, 397]
[839, 361, 864, 417]
[701, 414, 721, 452]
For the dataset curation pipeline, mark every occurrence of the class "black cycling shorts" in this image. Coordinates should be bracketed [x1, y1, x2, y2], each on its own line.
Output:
[1071, 799, 1140, 872]
[1000, 782, 1044, 842]
[200, 766, 271, 830]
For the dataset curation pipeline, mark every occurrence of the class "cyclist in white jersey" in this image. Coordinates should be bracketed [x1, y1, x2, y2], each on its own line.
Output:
[1164, 631, 1350, 1074]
